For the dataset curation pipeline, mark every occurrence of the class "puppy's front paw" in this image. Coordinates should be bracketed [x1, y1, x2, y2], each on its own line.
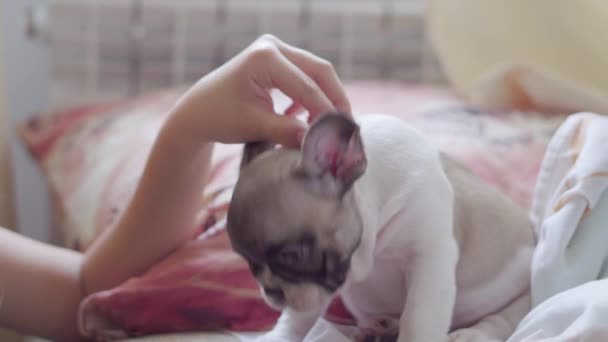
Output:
[355, 316, 399, 342]
[448, 328, 501, 342]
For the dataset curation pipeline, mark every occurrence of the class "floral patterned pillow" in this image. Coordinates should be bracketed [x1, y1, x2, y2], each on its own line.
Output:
[20, 81, 567, 339]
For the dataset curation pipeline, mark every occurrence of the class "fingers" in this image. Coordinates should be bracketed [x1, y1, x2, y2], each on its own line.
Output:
[271, 37, 352, 119]
[253, 35, 351, 121]
[284, 102, 305, 117]
[257, 110, 307, 148]
[242, 35, 352, 146]
[266, 50, 336, 119]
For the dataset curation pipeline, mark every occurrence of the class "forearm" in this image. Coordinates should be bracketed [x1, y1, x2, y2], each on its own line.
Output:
[0, 228, 83, 341]
[81, 106, 213, 294]
[0, 105, 214, 341]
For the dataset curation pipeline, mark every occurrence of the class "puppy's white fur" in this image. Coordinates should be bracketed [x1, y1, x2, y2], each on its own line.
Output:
[259, 114, 534, 342]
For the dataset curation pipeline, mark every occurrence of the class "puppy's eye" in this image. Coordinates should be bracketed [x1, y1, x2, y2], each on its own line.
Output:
[248, 261, 263, 275]
[263, 287, 285, 301]
[276, 243, 311, 267]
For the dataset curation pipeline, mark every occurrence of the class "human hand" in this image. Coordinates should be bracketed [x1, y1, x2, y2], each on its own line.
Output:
[169, 34, 351, 148]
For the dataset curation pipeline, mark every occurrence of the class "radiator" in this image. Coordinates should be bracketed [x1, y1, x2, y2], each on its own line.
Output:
[48, 0, 446, 108]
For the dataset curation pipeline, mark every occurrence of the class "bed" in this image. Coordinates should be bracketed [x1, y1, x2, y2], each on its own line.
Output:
[7, 1, 604, 341]
[23, 82, 563, 342]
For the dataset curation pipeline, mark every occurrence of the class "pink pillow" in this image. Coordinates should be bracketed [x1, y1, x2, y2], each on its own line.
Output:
[20, 81, 567, 339]
[21, 90, 182, 250]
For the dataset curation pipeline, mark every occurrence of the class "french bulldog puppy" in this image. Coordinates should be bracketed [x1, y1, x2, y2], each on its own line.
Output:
[227, 113, 535, 342]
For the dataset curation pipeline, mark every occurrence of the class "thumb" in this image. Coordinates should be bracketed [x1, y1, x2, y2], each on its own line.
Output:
[260, 112, 308, 148]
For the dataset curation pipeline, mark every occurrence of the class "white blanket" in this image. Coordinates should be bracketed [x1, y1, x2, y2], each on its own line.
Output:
[508, 112, 608, 341]
[231, 319, 355, 342]
[509, 279, 608, 341]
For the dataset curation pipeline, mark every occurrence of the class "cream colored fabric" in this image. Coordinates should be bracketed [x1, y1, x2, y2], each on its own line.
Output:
[529, 112, 608, 306]
[507, 113, 608, 340]
[427, 0, 608, 112]
[120, 332, 238, 342]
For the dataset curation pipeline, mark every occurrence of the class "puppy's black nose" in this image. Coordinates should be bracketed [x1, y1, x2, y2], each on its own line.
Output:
[264, 287, 285, 302]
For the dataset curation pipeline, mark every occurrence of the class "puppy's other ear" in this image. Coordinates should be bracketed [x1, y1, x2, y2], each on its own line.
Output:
[240, 142, 275, 169]
[297, 113, 366, 197]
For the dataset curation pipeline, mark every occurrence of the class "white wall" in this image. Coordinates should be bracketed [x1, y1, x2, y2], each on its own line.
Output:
[1, 0, 52, 241]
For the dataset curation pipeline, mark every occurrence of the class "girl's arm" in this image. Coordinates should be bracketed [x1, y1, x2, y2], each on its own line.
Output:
[0, 228, 82, 340]
[0, 116, 213, 342]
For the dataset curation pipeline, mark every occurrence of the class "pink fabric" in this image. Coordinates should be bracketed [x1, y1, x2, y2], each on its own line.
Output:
[20, 81, 568, 339]
[79, 232, 279, 337]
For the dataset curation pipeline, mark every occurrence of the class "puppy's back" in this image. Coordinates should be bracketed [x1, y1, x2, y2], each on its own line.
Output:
[441, 155, 535, 293]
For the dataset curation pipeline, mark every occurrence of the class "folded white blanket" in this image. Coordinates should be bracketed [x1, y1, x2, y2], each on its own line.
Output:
[530, 112, 608, 305]
[508, 112, 608, 341]
[509, 279, 608, 341]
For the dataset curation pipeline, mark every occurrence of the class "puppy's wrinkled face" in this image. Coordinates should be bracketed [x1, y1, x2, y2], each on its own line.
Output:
[227, 114, 367, 313]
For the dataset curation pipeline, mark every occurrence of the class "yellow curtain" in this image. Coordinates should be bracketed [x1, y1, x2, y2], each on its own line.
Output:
[428, 0, 608, 99]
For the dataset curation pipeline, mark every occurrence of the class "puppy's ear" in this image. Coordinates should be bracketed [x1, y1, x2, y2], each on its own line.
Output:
[296, 113, 366, 197]
[240, 142, 275, 169]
